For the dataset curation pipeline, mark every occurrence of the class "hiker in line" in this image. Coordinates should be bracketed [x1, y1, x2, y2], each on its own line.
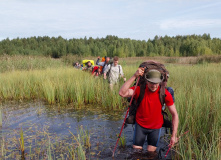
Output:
[82, 61, 94, 72]
[103, 56, 126, 90]
[96, 56, 111, 74]
[73, 62, 81, 69]
[119, 66, 179, 153]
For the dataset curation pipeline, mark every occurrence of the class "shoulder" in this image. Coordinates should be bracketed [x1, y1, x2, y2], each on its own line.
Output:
[165, 88, 174, 106]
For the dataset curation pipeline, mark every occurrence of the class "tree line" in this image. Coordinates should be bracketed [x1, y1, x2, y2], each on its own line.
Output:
[0, 34, 220, 58]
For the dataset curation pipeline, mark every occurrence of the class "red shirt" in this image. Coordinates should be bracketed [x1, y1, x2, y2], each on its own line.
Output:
[131, 85, 174, 129]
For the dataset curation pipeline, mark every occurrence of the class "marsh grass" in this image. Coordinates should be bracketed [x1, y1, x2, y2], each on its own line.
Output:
[165, 63, 221, 159]
[0, 67, 126, 109]
[117, 133, 126, 148]
[0, 55, 221, 159]
[0, 55, 66, 73]
[0, 125, 90, 159]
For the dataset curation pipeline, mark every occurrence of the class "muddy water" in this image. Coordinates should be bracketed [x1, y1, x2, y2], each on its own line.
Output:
[0, 102, 173, 160]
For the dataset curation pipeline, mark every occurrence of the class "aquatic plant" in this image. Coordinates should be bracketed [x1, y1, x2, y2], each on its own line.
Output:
[19, 127, 25, 159]
[117, 133, 126, 148]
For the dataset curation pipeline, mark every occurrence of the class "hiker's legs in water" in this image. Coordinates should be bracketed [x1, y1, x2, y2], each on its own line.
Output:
[133, 123, 161, 151]
[147, 128, 162, 151]
[133, 122, 145, 149]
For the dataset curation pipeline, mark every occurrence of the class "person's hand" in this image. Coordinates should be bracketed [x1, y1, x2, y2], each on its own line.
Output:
[134, 67, 144, 78]
[169, 136, 178, 147]
[123, 78, 126, 82]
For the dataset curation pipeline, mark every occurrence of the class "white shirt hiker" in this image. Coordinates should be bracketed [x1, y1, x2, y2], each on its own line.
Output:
[104, 64, 124, 84]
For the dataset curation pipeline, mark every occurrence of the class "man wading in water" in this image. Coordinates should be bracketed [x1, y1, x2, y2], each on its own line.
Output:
[119, 65, 179, 156]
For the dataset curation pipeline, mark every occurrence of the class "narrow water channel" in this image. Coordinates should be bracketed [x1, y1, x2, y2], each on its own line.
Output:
[0, 102, 173, 159]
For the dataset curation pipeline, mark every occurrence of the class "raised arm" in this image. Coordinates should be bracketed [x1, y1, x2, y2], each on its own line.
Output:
[119, 68, 144, 97]
[96, 56, 100, 65]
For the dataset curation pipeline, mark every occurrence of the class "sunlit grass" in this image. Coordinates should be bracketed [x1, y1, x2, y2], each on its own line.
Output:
[165, 63, 221, 159]
[0, 55, 65, 73]
[0, 55, 220, 159]
[0, 67, 126, 109]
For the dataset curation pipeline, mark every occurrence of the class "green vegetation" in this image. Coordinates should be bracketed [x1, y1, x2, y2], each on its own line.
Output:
[1, 34, 221, 58]
[0, 65, 125, 109]
[0, 55, 220, 159]
[117, 133, 126, 148]
[0, 125, 90, 159]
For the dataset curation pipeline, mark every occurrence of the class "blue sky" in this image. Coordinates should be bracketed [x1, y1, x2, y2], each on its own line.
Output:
[0, 0, 221, 41]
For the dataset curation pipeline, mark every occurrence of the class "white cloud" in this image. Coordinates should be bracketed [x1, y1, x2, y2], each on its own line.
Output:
[160, 19, 221, 30]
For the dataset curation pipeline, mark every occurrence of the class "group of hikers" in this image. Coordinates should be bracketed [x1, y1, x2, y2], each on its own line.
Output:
[74, 58, 179, 158]
[74, 56, 126, 89]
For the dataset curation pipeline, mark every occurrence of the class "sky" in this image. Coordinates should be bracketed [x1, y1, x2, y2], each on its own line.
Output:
[0, 0, 221, 41]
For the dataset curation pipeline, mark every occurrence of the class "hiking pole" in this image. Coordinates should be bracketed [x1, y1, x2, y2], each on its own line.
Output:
[165, 130, 189, 158]
[112, 77, 140, 157]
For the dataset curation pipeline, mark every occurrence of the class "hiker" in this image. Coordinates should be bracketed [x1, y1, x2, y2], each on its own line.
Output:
[73, 62, 81, 69]
[82, 61, 94, 72]
[103, 56, 126, 89]
[118, 63, 179, 153]
[96, 56, 111, 74]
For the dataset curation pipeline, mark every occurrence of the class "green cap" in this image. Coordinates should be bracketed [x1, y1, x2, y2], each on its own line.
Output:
[145, 69, 162, 83]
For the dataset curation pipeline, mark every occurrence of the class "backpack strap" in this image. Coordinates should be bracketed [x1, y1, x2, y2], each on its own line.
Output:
[136, 82, 146, 107]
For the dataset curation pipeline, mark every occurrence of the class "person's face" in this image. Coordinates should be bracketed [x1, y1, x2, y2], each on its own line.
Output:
[113, 60, 118, 66]
[146, 81, 159, 92]
[76, 63, 79, 66]
[106, 57, 110, 63]
[88, 62, 91, 66]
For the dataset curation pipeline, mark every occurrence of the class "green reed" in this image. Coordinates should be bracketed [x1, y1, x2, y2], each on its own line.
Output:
[117, 133, 126, 148]
[0, 67, 126, 109]
[0, 125, 90, 159]
[165, 63, 221, 159]
[20, 127, 25, 159]
[69, 127, 90, 160]
[0, 55, 65, 73]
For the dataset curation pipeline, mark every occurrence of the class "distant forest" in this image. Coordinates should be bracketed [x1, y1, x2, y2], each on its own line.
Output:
[0, 34, 220, 58]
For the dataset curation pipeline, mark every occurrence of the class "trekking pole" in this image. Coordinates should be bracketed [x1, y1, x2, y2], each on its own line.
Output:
[165, 130, 189, 158]
[112, 77, 140, 157]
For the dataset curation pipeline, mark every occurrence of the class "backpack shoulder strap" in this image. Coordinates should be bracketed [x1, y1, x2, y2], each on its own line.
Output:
[135, 82, 146, 108]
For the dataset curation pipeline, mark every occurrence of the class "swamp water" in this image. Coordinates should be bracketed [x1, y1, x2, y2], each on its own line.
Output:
[0, 102, 173, 160]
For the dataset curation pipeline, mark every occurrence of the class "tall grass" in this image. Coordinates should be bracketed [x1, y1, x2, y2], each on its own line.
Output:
[0, 55, 65, 73]
[0, 55, 220, 159]
[165, 63, 221, 159]
[0, 67, 125, 109]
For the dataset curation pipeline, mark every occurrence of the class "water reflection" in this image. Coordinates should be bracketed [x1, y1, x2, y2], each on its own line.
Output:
[0, 101, 173, 159]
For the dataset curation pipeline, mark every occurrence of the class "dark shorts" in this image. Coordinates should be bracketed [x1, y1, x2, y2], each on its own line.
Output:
[133, 122, 161, 147]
